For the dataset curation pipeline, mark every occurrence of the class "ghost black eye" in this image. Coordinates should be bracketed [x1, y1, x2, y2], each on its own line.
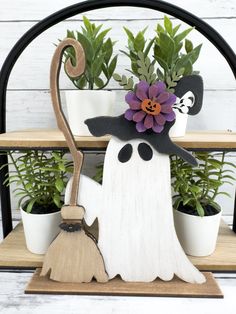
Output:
[118, 144, 133, 163]
[138, 143, 153, 161]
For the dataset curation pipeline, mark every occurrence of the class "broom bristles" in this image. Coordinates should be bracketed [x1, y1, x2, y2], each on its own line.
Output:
[40, 230, 108, 283]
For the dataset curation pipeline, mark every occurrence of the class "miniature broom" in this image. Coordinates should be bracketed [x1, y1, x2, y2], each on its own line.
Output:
[40, 38, 108, 283]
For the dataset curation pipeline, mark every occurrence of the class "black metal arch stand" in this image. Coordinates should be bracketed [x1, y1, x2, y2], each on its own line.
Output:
[0, 0, 236, 237]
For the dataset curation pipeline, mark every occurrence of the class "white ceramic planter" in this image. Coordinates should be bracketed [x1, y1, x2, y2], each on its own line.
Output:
[65, 90, 116, 136]
[169, 110, 188, 138]
[174, 209, 222, 257]
[21, 207, 61, 254]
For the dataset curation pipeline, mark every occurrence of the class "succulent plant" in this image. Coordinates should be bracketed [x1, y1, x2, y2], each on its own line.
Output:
[171, 152, 236, 216]
[154, 16, 202, 92]
[64, 16, 118, 90]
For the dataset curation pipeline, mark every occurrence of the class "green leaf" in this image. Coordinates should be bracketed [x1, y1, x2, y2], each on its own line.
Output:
[207, 159, 223, 169]
[108, 55, 118, 76]
[83, 16, 93, 33]
[66, 30, 76, 39]
[102, 63, 109, 79]
[157, 68, 164, 80]
[183, 60, 193, 75]
[159, 32, 175, 65]
[113, 73, 121, 81]
[96, 28, 112, 45]
[174, 54, 191, 73]
[208, 201, 221, 211]
[134, 31, 145, 52]
[185, 39, 193, 53]
[53, 194, 62, 208]
[196, 201, 205, 217]
[95, 77, 104, 89]
[76, 76, 87, 89]
[190, 185, 201, 194]
[144, 38, 155, 57]
[26, 199, 37, 213]
[55, 178, 64, 193]
[92, 53, 106, 77]
[164, 16, 173, 35]
[174, 27, 193, 44]
[103, 38, 113, 64]
[123, 27, 135, 42]
[58, 163, 66, 171]
[216, 192, 232, 198]
[156, 24, 165, 34]
[25, 182, 32, 191]
[76, 32, 94, 61]
[155, 56, 169, 72]
[188, 44, 202, 65]
[172, 24, 181, 36]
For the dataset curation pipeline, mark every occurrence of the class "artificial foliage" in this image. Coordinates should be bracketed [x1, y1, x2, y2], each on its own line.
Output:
[64, 16, 117, 90]
[113, 16, 202, 93]
[1, 150, 73, 213]
[171, 152, 236, 216]
[154, 16, 202, 92]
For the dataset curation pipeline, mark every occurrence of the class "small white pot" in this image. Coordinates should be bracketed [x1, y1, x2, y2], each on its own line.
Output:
[21, 207, 61, 254]
[169, 110, 188, 138]
[174, 209, 221, 257]
[65, 90, 116, 136]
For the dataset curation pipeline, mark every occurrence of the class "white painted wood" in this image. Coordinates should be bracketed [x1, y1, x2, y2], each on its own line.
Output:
[65, 174, 102, 227]
[0, 214, 234, 241]
[1, 272, 236, 314]
[0, 0, 236, 252]
[0, 0, 236, 20]
[65, 137, 205, 283]
[1, 19, 236, 90]
[5, 90, 236, 132]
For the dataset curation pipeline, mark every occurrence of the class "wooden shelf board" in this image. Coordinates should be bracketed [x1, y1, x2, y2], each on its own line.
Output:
[0, 129, 235, 149]
[25, 269, 223, 298]
[0, 221, 236, 271]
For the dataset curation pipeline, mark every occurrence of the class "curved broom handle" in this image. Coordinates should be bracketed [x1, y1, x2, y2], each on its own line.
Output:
[50, 38, 86, 206]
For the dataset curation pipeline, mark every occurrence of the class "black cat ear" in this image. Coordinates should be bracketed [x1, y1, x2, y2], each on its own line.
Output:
[174, 75, 203, 115]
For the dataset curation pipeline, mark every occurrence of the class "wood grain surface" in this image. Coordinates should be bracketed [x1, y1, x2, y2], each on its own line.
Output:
[1, 220, 236, 271]
[0, 130, 235, 149]
[25, 268, 223, 298]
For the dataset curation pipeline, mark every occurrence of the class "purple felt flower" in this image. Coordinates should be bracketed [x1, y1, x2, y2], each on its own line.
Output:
[124, 81, 176, 133]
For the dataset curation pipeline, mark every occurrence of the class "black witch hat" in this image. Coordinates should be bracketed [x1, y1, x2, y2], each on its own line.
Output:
[85, 75, 203, 166]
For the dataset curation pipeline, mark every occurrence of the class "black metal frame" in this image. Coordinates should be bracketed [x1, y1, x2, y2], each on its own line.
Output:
[0, 0, 236, 237]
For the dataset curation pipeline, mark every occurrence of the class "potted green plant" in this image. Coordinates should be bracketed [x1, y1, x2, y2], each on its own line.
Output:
[153, 16, 202, 137]
[2, 150, 73, 254]
[113, 16, 202, 137]
[171, 152, 235, 256]
[63, 16, 117, 136]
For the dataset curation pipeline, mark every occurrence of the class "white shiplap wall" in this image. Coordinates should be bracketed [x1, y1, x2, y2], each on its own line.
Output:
[0, 0, 235, 214]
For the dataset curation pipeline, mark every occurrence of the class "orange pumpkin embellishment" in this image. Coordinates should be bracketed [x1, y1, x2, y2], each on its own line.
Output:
[124, 81, 176, 133]
[141, 99, 161, 116]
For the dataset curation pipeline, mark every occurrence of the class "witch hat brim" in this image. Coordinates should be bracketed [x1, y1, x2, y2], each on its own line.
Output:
[85, 115, 197, 166]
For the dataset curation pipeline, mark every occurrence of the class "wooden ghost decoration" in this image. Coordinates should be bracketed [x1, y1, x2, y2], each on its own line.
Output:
[65, 76, 205, 284]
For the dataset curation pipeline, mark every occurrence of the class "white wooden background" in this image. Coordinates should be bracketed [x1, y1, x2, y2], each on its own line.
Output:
[0, 1, 236, 313]
[0, 0, 235, 215]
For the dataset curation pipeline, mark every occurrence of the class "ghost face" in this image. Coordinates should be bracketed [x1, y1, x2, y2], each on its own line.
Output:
[96, 136, 205, 283]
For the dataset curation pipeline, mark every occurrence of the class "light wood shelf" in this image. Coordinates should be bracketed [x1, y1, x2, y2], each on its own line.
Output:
[0, 129, 235, 150]
[0, 221, 236, 271]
